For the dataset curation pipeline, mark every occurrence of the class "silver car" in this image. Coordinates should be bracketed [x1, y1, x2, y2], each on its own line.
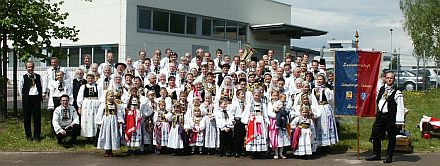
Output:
[391, 70, 431, 91]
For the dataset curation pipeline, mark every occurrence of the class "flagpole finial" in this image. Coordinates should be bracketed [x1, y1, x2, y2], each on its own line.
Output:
[355, 30, 360, 49]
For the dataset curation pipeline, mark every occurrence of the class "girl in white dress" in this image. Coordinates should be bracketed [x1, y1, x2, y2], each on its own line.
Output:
[153, 100, 172, 154]
[96, 90, 124, 157]
[291, 105, 316, 157]
[167, 104, 186, 155]
[200, 93, 219, 153]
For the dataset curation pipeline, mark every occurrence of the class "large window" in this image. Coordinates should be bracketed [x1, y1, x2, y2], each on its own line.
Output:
[202, 18, 212, 36]
[226, 21, 238, 40]
[69, 48, 80, 67]
[238, 24, 247, 41]
[138, 8, 151, 29]
[170, 13, 185, 34]
[186, 16, 197, 35]
[137, 6, 247, 41]
[153, 10, 169, 32]
[213, 19, 225, 38]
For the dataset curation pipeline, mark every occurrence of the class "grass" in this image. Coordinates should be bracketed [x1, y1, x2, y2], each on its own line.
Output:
[333, 89, 440, 153]
[1, 89, 440, 152]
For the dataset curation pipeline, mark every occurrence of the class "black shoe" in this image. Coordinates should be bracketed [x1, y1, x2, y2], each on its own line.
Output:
[26, 137, 33, 142]
[383, 156, 393, 163]
[235, 153, 240, 158]
[365, 155, 381, 161]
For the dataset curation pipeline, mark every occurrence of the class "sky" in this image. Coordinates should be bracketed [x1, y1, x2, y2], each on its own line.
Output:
[277, 0, 413, 56]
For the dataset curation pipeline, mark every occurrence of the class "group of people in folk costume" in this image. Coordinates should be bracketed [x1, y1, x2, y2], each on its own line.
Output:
[23, 47, 339, 158]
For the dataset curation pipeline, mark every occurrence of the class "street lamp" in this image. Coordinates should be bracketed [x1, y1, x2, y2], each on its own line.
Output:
[390, 28, 393, 70]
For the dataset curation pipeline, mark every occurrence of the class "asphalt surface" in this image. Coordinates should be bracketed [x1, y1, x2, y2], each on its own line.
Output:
[0, 151, 437, 166]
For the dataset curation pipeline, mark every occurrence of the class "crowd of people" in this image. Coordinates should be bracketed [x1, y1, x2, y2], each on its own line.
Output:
[20, 47, 341, 159]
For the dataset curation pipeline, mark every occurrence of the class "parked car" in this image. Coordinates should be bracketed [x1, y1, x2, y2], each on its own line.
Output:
[388, 70, 431, 91]
[410, 68, 440, 88]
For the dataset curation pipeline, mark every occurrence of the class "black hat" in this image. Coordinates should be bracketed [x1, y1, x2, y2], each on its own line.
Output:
[115, 63, 127, 69]
[319, 59, 326, 66]
[221, 63, 231, 69]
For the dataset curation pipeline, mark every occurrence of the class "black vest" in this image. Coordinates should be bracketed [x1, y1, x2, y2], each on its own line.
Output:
[73, 79, 87, 100]
[22, 74, 43, 102]
[376, 85, 398, 117]
[84, 84, 99, 97]
[217, 74, 224, 87]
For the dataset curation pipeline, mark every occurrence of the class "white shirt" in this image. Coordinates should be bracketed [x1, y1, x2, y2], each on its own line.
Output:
[44, 66, 70, 93]
[377, 85, 405, 124]
[52, 105, 79, 134]
[19, 73, 41, 96]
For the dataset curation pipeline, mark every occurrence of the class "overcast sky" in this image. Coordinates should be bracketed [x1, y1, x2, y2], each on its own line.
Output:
[278, 0, 413, 56]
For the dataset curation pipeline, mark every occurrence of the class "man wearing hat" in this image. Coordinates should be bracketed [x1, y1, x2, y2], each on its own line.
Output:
[216, 63, 230, 87]
[115, 63, 127, 84]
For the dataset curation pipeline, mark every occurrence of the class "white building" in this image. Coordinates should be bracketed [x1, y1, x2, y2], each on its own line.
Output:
[46, 0, 326, 66]
[8, 0, 327, 76]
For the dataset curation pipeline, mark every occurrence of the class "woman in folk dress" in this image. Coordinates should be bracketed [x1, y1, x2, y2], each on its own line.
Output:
[77, 74, 102, 138]
[312, 74, 338, 148]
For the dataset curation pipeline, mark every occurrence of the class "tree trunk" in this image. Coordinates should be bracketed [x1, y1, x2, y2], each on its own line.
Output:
[13, 49, 17, 116]
[0, 30, 4, 121]
[2, 31, 7, 117]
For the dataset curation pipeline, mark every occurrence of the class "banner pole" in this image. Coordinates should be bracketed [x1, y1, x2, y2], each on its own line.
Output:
[357, 113, 360, 160]
[355, 31, 361, 160]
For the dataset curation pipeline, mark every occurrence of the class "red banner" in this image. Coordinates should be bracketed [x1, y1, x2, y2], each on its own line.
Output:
[356, 51, 382, 117]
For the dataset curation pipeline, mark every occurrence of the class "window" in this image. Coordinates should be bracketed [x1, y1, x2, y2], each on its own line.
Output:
[238, 24, 246, 41]
[226, 21, 237, 40]
[170, 13, 185, 34]
[69, 48, 79, 67]
[138, 8, 151, 29]
[58, 48, 68, 67]
[137, 6, 248, 41]
[202, 18, 211, 36]
[153, 10, 169, 32]
[186, 16, 196, 35]
[213, 19, 225, 38]
[92, 46, 104, 64]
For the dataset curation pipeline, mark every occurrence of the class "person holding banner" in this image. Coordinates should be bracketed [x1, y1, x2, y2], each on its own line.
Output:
[366, 71, 405, 163]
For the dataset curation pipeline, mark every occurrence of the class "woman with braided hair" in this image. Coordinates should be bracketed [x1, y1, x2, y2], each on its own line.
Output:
[96, 90, 124, 157]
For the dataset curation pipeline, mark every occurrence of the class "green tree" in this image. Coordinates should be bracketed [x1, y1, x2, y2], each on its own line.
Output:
[0, 0, 79, 119]
[400, 0, 440, 58]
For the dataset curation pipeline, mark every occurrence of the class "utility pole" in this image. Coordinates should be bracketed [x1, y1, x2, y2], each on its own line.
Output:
[390, 29, 393, 70]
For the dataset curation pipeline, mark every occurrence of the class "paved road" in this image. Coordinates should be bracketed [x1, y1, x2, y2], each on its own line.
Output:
[0, 152, 437, 166]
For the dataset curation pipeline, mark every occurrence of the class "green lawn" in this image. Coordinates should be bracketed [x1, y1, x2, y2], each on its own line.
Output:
[1, 89, 439, 152]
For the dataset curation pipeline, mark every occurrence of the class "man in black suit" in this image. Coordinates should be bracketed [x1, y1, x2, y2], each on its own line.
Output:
[19, 61, 43, 141]
[366, 71, 405, 163]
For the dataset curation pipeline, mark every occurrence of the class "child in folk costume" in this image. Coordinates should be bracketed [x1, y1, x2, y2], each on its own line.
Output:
[188, 107, 205, 154]
[216, 99, 234, 157]
[312, 74, 338, 148]
[124, 87, 153, 153]
[231, 89, 247, 157]
[77, 74, 102, 139]
[200, 93, 220, 154]
[155, 87, 173, 111]
[144, 90, 157, 152]
[187, 78, 205, 104]
[167, 104, 187, 155]
[268, 94, 290, 159]
[96, 90, 124, 157]
[291, 105, 316, 157]
[111, 75, 124, 105]
[241, 90, 269, 159]
[153, 100, 172, 154]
